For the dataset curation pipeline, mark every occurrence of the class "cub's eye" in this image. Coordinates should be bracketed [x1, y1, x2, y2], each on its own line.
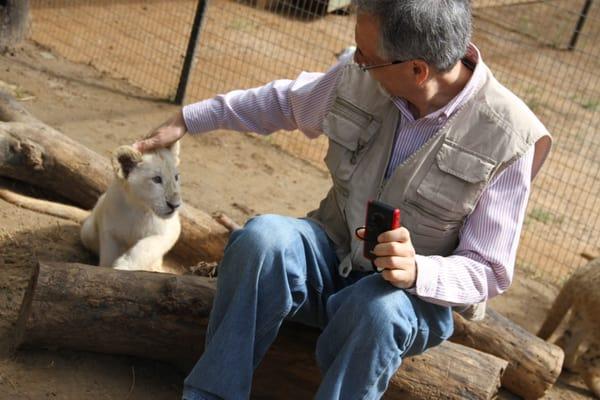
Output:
[152, 176, 163, 184]
[175, 173, 180, 181]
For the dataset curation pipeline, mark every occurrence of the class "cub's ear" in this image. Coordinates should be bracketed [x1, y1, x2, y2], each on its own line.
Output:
[112, 145, 143, 179]
[169, 140, 180, 166]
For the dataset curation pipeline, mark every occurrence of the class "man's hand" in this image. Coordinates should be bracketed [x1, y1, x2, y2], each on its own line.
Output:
[133, 110, 187, 153]
[357, 227, 418, 289]
[373, 227, 417, 289]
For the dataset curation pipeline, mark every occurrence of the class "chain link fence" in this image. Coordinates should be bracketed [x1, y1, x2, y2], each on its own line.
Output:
[27, 0, 600, 284]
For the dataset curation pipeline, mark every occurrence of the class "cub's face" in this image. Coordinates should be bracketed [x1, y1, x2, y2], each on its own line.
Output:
[112, 143, 182, 218]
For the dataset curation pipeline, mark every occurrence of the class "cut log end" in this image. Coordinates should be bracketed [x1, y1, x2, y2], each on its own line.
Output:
[451, 309, 564, 399]
[0, 260, 39, 358]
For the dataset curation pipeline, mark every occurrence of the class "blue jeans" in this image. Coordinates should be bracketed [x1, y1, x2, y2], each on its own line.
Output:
[183, 215, 453, 400]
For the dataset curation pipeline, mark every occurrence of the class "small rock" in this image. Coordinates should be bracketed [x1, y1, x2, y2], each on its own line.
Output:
[40, 51, 56, 60]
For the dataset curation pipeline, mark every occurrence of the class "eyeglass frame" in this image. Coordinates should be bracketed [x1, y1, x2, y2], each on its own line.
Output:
[357, 59, 411, 72]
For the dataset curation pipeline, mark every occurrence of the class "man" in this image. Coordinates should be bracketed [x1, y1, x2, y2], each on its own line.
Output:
[135, 1, 552, 398]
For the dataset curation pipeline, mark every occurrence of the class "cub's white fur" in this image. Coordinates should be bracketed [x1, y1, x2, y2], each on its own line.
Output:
[80, 143, 182, 271]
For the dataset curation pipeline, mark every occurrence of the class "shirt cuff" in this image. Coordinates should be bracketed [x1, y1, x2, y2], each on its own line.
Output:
[182, 99, 222, 134]
[405, 255, 439, 298]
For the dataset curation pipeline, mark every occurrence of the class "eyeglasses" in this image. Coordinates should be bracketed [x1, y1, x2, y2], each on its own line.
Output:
[358, 59, 410, 72]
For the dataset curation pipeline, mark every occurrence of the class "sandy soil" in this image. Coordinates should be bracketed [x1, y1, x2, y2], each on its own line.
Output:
[0, 24, 596, 400]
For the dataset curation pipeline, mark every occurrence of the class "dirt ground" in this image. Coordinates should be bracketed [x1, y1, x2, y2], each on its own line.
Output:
[0, 20, 597, 400]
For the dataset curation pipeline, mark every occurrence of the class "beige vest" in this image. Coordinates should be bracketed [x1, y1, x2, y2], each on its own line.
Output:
[306, 60, 552, 320]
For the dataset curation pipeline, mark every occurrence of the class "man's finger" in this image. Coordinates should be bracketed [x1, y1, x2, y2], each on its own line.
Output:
[373, 255, 412, 271]
[132, 141, 144, 152]
[378, 227, 410, 243]
[134, 137, 159, 153]
[354, 227, 366, 240]
[372, 241, 414, 258]
[380, 268, 413, 288]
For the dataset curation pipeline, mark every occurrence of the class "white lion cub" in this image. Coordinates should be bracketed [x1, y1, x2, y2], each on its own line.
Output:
[80, 143, 182, 271]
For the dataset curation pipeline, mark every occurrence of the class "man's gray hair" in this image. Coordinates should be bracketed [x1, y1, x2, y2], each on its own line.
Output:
[352, 0, 472, 72]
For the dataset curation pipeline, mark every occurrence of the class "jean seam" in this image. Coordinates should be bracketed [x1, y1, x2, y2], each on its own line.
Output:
[255, 282, 296, 339]
[256, 309, 288, 338]
[358, 353, 402, 400]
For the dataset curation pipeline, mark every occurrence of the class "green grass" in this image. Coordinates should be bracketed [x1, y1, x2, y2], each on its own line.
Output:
[226, 18, 258, 32]
[528, 208, 564, 225]
[580, 99, 600, 111]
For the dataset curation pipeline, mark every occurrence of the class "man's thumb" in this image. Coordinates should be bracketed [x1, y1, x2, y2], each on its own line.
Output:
[132, 140, 149, 153]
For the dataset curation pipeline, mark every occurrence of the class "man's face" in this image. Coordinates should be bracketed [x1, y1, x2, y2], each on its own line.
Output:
[354, 13, 418, 97]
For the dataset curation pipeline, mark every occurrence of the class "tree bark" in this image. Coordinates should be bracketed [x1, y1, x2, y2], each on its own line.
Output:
[21, 262, 507, 399]
[451, 310, 564, 399]
[23, 262, 211, 368]
[388, 341, 506, 400]
[0, 91, 229, 263]
[0, 263, 37, 358]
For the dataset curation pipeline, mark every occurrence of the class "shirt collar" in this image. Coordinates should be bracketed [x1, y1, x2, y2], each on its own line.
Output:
[391, 43, 484, 123]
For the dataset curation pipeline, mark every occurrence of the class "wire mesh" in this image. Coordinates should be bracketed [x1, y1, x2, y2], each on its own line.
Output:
[27, 0, 600, 284]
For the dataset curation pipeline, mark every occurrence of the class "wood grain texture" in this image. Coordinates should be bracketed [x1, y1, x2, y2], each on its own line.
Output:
[0, 261, 38, 357]
[452, 309, 564, 399]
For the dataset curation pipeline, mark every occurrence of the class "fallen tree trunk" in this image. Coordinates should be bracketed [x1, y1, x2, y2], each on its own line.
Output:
[389, 340, 506, 400]
[254, 326, 507, 400]
[0, 91, 229, 263]
[21, 262, 506, 399]
[451, 310, 564, 399]
[23, 262, 212, 367]
[0, 258, 38, 357]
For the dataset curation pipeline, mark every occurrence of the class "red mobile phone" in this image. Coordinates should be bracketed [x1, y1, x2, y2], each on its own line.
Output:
[363, 200, 401, 260]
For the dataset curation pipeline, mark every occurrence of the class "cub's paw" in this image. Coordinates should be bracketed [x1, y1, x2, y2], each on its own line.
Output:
[112, 256, 136, 271]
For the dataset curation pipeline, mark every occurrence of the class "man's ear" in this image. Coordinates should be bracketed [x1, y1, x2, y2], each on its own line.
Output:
[112, 145, 143, 179]
[412, 60, 430, 86]
[169, 140, 180, 167]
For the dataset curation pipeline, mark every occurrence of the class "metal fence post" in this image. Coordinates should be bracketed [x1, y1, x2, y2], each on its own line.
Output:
[568, 0, 593, 51]
[174, 0, 208, 104]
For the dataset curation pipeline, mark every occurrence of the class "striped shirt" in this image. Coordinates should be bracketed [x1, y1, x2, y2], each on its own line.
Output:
[183, 45, 534, 307]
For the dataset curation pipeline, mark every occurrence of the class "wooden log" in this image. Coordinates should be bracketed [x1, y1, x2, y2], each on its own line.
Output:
[388, 341, 506, 400]
[0, 238, 39, 357]
[254, 325, 507, 400]
[22, 262, 213, 368]
[22, 262, 506, 399]
[451, 309, 564, 399]
[0, 91, 229, 263]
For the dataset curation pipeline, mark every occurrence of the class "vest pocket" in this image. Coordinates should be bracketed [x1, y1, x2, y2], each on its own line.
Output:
[415, 142, 495, 218]
[409, 218, 461, 256]
[323, 97, 380, 182]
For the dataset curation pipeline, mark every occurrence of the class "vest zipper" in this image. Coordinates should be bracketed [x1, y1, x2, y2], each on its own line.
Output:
[374, 113, 401, 200]
[376, 179, 386, 200]
[375, 98, 469, 202]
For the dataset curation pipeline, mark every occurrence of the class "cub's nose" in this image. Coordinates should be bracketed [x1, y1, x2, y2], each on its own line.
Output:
[166, 201, 181, 211]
